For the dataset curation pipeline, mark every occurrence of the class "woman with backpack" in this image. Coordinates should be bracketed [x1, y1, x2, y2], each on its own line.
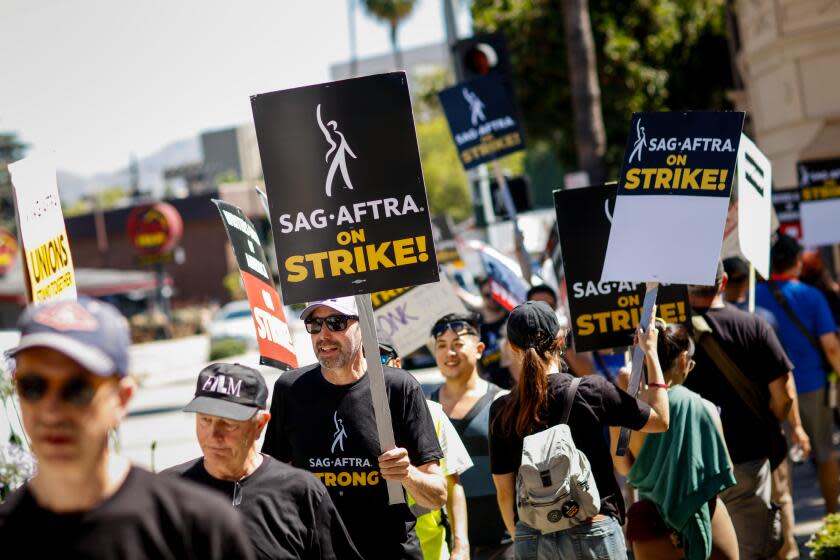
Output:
[611, 321, 738, 560]
[489, 301, 671, 559]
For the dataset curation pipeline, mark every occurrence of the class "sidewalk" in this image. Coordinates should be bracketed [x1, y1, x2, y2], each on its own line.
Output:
[792, 456, 828, 554]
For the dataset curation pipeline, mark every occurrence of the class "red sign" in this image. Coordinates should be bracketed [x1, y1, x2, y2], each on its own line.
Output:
[240, 270, 298, 370]
[0, 228, 18, 275]
[126, 202, 183, 256]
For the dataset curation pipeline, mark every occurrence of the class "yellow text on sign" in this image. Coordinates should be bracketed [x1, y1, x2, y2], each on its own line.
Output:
[26, 232, 75, 302]
[624, 167, 729, 191]
[284, 229, 430, 283]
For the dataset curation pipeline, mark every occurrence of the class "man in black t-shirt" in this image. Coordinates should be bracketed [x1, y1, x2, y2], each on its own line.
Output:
[0, 298, 253, 559]
[683, 264, 796, 559]
[165, 363, 362, 560]
[262, 297, 446, 560]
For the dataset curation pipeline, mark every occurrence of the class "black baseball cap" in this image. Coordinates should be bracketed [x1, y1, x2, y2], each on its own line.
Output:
[184, 363, 268, 421]
[506, 301, 560, 352]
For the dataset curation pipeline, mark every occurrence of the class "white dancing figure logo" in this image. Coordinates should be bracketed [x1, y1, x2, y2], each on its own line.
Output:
[628, 118, 646, 164]
[331, 411, 348, 453]
[316, 104, 357, 197]
[462, 88, 486, 126]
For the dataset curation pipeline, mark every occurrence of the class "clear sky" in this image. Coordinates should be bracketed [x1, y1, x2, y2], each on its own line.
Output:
[1, 0, 470, 176]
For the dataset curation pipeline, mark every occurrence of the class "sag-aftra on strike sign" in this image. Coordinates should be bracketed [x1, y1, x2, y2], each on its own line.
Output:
[602, 112, 745, 286]
[251, 72, 438, 304]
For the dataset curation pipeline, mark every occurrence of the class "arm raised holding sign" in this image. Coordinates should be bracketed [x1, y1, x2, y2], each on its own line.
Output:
[634, 311, 670, 431]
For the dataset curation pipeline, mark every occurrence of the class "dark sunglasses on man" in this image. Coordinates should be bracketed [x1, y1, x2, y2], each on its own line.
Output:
[15, 374, 104, 407]
[431, 320, 478, 339]
[304, 314, 359, 334]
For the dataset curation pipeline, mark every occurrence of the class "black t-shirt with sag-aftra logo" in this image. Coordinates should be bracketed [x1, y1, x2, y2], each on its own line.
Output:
[262, 364, 443, 560]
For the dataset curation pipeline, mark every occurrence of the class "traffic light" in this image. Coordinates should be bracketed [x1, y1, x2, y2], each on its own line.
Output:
[452, 32, 515, 85]
[473, 175, 533, 226]
[490, 175, 532, 219]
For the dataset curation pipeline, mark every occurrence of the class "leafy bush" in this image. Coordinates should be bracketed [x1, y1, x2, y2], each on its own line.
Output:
[808, 513, 840, 559]
[209, 338, 248, 361]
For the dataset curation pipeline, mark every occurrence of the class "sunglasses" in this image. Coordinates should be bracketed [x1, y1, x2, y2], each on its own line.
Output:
[432, 320, 478, 339]
[15, 374, 100, 407]
[304, 314, 358, 334]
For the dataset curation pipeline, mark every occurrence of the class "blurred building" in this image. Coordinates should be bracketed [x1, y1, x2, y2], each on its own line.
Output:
[65, 193, 231, 304]
[163, 124, 261, 196]
[733, 0, 840, 186]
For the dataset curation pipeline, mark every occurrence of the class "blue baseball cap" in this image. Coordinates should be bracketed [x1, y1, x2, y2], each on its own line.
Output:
[9, 297, 131, 377]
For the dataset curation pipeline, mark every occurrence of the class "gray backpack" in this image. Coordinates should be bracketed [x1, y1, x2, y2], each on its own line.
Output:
[516, 377, 601, 533]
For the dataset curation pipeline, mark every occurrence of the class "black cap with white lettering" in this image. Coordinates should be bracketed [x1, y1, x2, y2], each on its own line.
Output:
[183, 363, 268, 421]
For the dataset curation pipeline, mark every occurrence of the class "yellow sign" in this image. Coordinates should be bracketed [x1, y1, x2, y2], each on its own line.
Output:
[25, 232, 76, 303]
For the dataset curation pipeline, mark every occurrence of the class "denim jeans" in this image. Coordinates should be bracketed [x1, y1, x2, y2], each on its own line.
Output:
[513, 517, 628, 560]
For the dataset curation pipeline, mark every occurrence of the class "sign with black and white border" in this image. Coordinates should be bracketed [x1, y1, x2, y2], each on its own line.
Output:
[214, 200, 298, 371]
[737, 134, 772, 278]
[798, 158, 840, 247]
[438, 74, 525, 170]
[773, 189, 802, 240]
[601, 111, 745, 285]
[251, 72, 439, 304]
[554, 184, 689, 352]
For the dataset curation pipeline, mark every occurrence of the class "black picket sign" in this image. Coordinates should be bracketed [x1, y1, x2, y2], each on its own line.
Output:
[554, 184, 690, 352]
[251, 72, 439, 304]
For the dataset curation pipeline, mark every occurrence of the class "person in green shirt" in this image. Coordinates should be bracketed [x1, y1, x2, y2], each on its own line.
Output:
[611, 321, 739, 560]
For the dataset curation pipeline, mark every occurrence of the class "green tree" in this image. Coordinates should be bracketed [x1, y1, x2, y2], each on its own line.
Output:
[97, 185, 129, 209]
[416, 114, 471, 222]
[361, 0, 418, 69]
[472, 0, 732, 178]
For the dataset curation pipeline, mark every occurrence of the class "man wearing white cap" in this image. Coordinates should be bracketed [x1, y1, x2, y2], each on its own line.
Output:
[262, 297, 446, 560]
[0, 297, 253, 559]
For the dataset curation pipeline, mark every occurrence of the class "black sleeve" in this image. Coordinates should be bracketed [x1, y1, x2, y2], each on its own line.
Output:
[261, 377, 292, 462]
[589, 375, 651, 429]
[755, 316, 793, 384]
[311, 486, 364, 560]
[489, 396, 520, 475]
[395, 370, 443, 467]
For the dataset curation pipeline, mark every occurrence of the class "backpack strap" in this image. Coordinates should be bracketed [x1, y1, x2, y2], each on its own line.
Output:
[691, 314, 767, 422]
[561, 376, 582, 425]
[768, 280, 830, 368]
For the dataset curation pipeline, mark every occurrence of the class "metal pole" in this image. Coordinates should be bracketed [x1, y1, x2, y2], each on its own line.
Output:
[748, 263, 756, 313]
[354, 294, 405, 505]
[615, 282, 659, 456]
[348, 0, 358, 78]
[478, 164, 495, 227]
[491, 161, 531, 283]
[442, 0, 458, 47]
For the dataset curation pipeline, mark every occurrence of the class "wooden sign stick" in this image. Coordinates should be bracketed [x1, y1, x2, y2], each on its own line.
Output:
[615, 282, 659, 456]
[355, 294, 405, 505]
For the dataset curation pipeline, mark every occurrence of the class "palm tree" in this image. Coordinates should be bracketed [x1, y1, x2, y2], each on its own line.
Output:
[561, 0, 607, 184]
[362, 0, 418, 70]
